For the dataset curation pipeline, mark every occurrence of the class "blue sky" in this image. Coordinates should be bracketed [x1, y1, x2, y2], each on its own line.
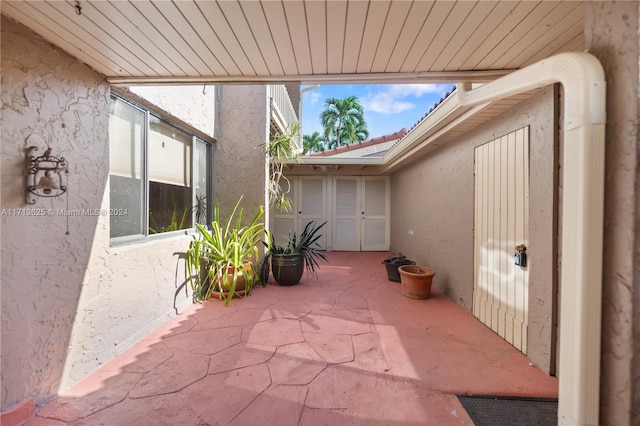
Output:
[301, 83, 456, 140]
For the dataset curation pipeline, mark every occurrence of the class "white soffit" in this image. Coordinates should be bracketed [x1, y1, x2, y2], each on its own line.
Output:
[2, 1, 584, 84]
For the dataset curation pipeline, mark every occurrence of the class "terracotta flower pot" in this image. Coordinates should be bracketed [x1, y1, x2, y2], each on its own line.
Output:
[398, 265, 435, 299]
[212, 263, 253, 298]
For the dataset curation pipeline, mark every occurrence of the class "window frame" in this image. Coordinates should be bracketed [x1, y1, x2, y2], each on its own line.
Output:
[109, 93, 213, 246]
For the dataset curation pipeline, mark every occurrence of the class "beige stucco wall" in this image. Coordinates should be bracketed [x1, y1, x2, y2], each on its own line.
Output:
[214, 85, 269, 228]
[1, 15, 108, 409]
[0, 16, 213, 410]
[126, 85, 216, 139]
[584, 2, 640, 424]
[390, 87, 558, 373]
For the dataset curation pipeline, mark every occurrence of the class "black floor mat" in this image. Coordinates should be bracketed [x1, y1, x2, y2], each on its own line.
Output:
[457, 395, 558, 426]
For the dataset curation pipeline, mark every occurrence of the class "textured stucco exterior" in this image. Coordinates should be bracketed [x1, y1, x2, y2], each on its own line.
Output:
[0, 16, 207, 410]
[2, 16, 108, 408]
[390, 87, 558, 373]
[125, 85, 216, 139]
[584, 2, 640, 425]
[214, 85, 269, 226]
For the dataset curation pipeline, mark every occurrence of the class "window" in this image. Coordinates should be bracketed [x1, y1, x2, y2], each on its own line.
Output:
[109, 95, 212, 243]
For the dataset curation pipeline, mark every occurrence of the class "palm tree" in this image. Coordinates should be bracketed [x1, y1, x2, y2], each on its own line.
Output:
[320, 96, 368, 149]
[303, 131, 326, 154]
[340, 120, 369, 145]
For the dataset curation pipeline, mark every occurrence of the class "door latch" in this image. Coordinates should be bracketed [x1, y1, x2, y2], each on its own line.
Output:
[514, 244, 527, 267]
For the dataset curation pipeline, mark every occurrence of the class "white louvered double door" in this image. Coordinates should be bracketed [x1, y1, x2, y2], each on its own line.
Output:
[333, 176, 390, 251]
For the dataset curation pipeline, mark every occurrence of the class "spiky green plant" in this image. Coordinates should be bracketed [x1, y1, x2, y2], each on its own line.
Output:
[185, 196, 264, 305]
[264, 220, 327, 278]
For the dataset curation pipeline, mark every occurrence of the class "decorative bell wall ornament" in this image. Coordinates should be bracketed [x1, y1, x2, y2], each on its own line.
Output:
[26, 146, 68, 204]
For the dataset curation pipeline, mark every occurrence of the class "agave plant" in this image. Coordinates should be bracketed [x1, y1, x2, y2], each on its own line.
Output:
[185, 196, 264, 305]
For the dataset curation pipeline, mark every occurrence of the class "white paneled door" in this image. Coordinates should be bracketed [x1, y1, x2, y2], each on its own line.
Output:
[473, 127, 529, 354]
[333, 176, 390, 251]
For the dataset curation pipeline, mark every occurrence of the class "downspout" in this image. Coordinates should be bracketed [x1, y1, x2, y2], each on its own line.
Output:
[457, 52, 606, 425]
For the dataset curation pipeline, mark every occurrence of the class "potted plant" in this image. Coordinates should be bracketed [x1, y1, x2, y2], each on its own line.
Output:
[263, 220, 327, 286]
[382, 254, 415, 282]
[185, 196, 264, 305]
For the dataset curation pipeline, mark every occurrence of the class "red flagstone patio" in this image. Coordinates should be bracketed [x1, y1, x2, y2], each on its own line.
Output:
[24, 251, 557, 425]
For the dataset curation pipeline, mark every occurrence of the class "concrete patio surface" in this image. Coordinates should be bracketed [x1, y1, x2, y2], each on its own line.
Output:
[25, 251, 558, 425]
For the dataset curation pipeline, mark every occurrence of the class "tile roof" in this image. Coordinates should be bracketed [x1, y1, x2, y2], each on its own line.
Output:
[406, 86, 458, 134]
[306, 128, 408, 157]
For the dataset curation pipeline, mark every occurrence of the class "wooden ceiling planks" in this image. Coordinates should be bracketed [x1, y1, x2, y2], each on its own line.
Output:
[129, 1, 206, 76]
[370, 0, 412, 73]
[239, 1, 284, 76]
[282, 0, 313, 76]
[325, 0, 348, 75]
[3, 0, 127, 76]
[196, 0, 255, 76]
[217, 0, 270, 76]
[341, 1, 369, 74]
[152, 0, 226, 76]
[104, 0, 190, 76]
[356, 0, 391, 74]
[2, 0, 586, 81]
[400, 1, 455, 73]
[90, 1, 176, 76]
[476, 1, 571, 70]
[428, 1, 497, 72]
[305, 0, 328, 76]
[261, 0, 299, 76]
[417, 0, 477, 72]
[385, 1, 435, 73]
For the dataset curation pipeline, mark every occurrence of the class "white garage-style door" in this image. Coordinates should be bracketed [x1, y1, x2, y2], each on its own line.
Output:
[473, 127, 530, 354]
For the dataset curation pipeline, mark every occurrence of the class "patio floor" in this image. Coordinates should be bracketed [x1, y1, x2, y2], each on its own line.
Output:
[27, 251, 557, 425]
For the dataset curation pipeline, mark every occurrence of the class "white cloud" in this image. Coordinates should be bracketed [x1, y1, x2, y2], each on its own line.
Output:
[308, 92, 322, 106]
[365, 96, 415, 114]
[387, 83, 451, 97]
[361, 84, 451, 115]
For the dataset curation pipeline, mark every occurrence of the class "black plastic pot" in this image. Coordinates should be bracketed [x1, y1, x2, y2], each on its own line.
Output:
[382, 255, 416, 282]
[271, 253, 305, 286]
